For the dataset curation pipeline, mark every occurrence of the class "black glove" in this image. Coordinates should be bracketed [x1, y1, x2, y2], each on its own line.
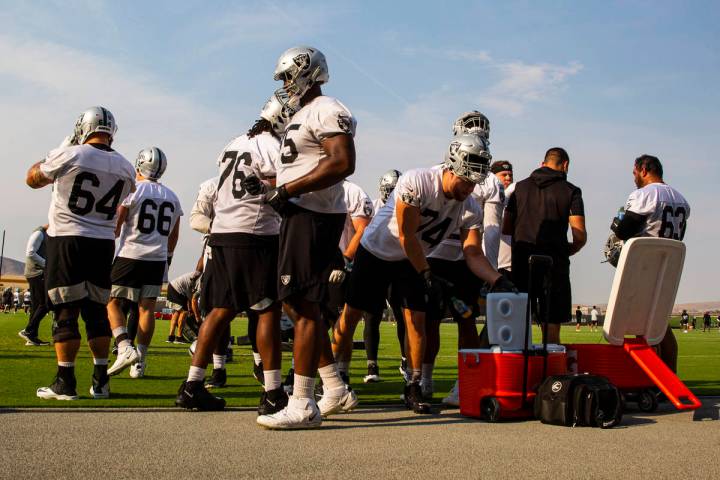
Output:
[490, 275, 518, 293]
[263, 185, 291, 214]
[421, 269, 450, 311]
[242, 174, 266, 195]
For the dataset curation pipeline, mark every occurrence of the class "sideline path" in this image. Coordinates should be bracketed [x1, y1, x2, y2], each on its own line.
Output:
[2, 399, 718, 479]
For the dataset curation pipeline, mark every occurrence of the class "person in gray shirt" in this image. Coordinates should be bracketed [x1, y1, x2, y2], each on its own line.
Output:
[19, 225, 50, 346]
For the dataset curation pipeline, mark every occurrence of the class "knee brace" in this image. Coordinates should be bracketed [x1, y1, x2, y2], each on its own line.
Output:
[52, 311, 81, 343]
[81, 302, 112, 340]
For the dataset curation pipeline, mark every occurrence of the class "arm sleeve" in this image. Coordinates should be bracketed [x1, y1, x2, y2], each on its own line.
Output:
[612, 210, 647, 241]
[25, 231, 46, 268]
[310, 101, 357, 141]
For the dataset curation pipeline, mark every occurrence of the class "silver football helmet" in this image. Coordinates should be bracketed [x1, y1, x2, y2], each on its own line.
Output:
[135, 147, 167, 180]
[73, 106, 117, 144]
[452, 111, 490, 140]
[444, 134, 492, 184]
[273, 46, 329, 108]
[260, 89, 297, 135]
[379, 169, 401, 202]
[603, 232, 623, 267]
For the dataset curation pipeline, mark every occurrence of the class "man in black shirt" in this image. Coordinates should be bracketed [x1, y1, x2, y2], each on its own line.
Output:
[503, 147, 586, 343]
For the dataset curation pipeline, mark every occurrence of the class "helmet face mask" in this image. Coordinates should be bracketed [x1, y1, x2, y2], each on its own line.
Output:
[379, 169, 401, 202]
[260, 90, 297, 135]
[452, 111, 490, 140]
[135, 147, 167, 181]
[273, 46, 329, 108]
[444, 134, 492, 184]
[73, 106, 117, 145]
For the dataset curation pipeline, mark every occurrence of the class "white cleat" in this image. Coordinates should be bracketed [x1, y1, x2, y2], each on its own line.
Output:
[107, 346, 138, 376]
[89, 382, 110, 399]
[317, 385, 359, 417]
[129, 362, 145, 378]
[442, 380, 460, 407]
[257, 397, 322, 430]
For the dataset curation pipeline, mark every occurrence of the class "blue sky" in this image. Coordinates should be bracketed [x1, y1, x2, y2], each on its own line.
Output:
[1, 0, 718, 303]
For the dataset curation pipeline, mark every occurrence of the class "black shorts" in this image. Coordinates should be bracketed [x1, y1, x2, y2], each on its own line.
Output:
[166, 284, 188, 311]
[110, 257, 166, 301]
[277, 204, 345, 304]
[45, 235, 115, 307]
[427, 257, 482, 319]
[511, 249, 570, 325]
[346, 245, 427, 315]
[202, 234, 279, 313]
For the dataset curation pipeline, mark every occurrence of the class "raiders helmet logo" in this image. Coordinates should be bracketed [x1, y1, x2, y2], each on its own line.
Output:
[363, 200, 373, 217]
[449, 141, 461, 156]
[401, 192, 417, 205]
[281, 275, 291, 286]
[551, 381, 562, 393]
[337, 114, 352, 134]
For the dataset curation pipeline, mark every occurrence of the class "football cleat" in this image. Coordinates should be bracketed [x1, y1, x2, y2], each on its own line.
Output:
[442, 380, 460, 407]
[257, 387, 289, 416]
[18, 330, 50, 346]
[363, 363, 381, 383]
[89, 375, 110, 399]
[37, 376, 78, 401]
[256, 397, 322, 430]
[205, 368, 226, 389]
[175, 380, 226, 411]
[404, 383, 433, 414]
[129, 362, 145, 379]
[317, 385, 359, 417]
[107, 345, 138, 376]
[166, 335, 175, 343]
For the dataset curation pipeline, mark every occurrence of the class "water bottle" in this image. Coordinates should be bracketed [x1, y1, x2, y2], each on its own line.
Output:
[450, 296, 473, 319]
[616, 206, 625, 221]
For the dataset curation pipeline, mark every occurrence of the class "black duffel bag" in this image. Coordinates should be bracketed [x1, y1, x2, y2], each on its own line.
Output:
[534, 374, 623, 428]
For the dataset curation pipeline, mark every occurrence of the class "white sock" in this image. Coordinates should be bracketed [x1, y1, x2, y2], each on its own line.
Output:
[337, 361, 349, 375]
[293, 374, 315, 399]
[213, 354, 226, 370]
[264, 369, 281, 392]
[118, 339, 132, 351]
[252, 352, 262, 366]
[187, 366, 205, 382]
[112, 326, 127, 338]
[137, 344, 148, 362]
[318, 364, 345, 391]
[93, 358, 108, 366]
[58, 361, 74, 367]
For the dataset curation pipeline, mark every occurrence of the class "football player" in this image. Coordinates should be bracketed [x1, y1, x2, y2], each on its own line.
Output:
[610, 154, 690, 372]
[334, 134, 515, 414]
[175, 92, 293, 414]
[19, 224, 50, 346]
[362, 170, 408, 383]
[106, 147, 183, 379]
[493, 161, 515, 279]
[27, 106, 136, 400]
[255, 46, 356, 430]
[166, 270, 202, 343]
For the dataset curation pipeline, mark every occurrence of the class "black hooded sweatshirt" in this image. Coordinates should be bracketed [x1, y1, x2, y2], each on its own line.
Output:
[505, 166, 584, 263]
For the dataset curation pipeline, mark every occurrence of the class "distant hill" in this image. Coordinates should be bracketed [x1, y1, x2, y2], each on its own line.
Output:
[0, 256, 24, 276]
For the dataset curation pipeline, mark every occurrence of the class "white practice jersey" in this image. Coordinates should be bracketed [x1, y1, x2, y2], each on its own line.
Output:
[189, 176, 219, 234]
[211, 132, 280, 236]
[40, 144, 136, 239]
[624, 183, 690, 239]
[116, 180, 183, 261]
[23, 291, 31, 302]
[339, 181, 374, 254]
[498, 182, 516, 270]
[276, 96, 357, 214]
[428, 172, 500, 262]
[362, 166, 483, 262]
[169, 272, 200, 299]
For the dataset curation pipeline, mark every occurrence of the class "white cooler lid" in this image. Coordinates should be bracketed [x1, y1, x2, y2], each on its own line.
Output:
[603, 237, 685, 346]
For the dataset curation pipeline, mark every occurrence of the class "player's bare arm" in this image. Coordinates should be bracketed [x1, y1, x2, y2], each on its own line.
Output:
[284, 133, 355, 196]
[114, 206, 129, 238]
[343, 215, 370, 260]
[396, 200, 429, 273]
[460, 228, 501, 284]
[568, 215, 587, 255]
[168, 221, 180, 255]
[26, 162, 52, 189]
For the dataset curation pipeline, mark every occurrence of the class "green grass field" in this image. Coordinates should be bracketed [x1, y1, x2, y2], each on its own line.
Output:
[0, 312, 718, 408]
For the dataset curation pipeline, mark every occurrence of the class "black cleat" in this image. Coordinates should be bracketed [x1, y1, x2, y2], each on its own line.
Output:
[205, 368, 227, 389]
[166, 335, 175, 344]
[19, 330, 50, 346]
[175, 380, 226, 411]
[253, 362, 265, 386]
[363, 363, 381, 383]
[405, 383, 433, 414]
[257, 386, 289, 415]
[37, 376, 78, 400]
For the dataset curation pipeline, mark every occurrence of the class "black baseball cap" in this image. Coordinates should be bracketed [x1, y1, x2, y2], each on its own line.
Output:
[490, 160, 513, 174]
